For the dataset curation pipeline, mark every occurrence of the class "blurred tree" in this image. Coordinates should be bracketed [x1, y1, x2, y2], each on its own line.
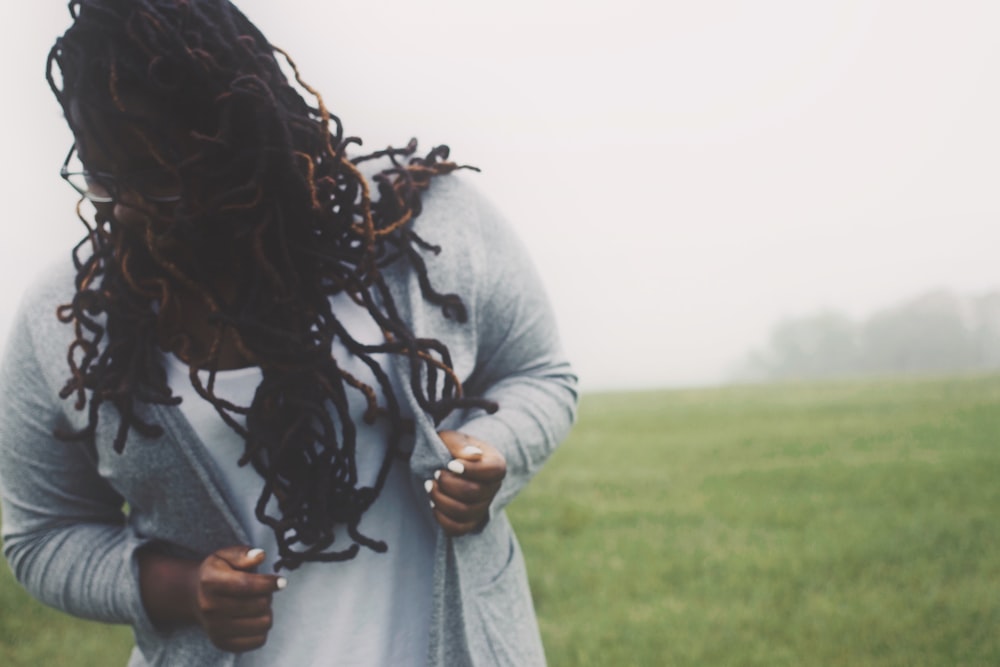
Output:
[736, 289, 1000, 382]
[860, 290, 976, 374]
[740, 311, 859, 381]
[972, 291, 1000, 367]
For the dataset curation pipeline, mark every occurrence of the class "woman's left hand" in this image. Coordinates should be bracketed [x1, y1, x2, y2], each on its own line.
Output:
[427, 431, 507, 537]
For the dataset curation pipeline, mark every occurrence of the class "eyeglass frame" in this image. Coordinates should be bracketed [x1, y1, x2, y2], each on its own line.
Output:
[59, 143, 183, 205]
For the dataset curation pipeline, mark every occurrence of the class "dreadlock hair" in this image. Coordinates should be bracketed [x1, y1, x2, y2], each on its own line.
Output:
[47, 0, 497, 570]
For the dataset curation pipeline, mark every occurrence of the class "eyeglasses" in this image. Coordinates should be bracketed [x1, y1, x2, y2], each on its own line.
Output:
[60, 144, 183, 205]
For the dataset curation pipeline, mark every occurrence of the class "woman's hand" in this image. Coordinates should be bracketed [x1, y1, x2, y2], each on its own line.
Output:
[139, 545, 285, 653]
[192, 546, 286, 653]
[427, 431, 507, 537]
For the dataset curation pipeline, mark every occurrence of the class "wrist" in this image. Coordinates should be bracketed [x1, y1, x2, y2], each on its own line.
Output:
[137, 547, 201, 628]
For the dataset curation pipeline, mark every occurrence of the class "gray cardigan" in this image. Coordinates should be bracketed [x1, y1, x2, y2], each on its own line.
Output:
[0, 174, 578, 666]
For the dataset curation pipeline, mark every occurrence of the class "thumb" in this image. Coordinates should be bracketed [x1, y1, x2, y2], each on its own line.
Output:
[437, 430, 485, 461]
[213, 545, 267, 572]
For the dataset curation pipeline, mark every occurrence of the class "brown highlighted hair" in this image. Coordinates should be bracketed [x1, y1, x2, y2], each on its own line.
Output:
[48, 0, 495, 570]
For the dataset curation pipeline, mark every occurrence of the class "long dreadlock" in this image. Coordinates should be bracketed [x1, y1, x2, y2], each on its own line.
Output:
[47, 0, 497, 571]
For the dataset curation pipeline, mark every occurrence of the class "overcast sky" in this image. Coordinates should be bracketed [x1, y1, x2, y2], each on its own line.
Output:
[3, 0, 1000, 391]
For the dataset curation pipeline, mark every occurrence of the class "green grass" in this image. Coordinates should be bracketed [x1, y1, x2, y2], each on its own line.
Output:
[2, 375, 999, 665]
[510, 375, 1000, 666]
[0, 573, 132, 665]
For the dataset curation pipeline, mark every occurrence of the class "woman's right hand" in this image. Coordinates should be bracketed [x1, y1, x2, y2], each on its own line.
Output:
[139, 545, 286, 653]
[192, 546, 286, 653]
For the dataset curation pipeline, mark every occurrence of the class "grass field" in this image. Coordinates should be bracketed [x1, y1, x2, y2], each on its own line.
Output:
[2, 374, 999, 665]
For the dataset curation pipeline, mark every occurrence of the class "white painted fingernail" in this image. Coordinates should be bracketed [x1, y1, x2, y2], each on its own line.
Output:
[276, 577, 288, 590]
[461, 445, 483, 457]
[429, 499, 436, 509]
[246, 548, 264, 560]
[434, 470, 441, 480]
[424, 479, 434, 493]
[447, 459, 465, 475]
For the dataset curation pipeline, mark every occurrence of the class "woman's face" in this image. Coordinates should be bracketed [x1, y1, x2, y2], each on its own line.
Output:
[80, 145, 181, 235]
[68, 97, 193, 242]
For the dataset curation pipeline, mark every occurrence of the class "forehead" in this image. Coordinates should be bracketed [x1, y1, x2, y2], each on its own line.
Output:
[68, 95, 196, 171]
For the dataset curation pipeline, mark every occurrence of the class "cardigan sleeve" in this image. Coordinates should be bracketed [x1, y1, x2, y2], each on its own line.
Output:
[453, 190, 579, 516]
[0, 289, 158, 635]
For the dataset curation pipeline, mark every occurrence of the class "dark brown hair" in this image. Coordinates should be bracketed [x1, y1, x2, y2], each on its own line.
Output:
[48, 0, 496, 570]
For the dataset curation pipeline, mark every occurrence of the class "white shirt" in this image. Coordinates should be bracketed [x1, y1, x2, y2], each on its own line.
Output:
[163, 292, 434, 666]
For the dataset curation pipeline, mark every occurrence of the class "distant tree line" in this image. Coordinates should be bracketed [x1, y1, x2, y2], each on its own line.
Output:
[735, 289, 1000, 382]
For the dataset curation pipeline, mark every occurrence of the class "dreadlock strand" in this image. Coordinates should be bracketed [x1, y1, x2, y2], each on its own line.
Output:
[51, 0, 497, 570]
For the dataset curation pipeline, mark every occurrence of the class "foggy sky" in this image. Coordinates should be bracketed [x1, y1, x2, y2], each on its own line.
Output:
[3, 0, 999, 390]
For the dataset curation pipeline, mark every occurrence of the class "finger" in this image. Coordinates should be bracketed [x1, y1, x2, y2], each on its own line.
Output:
[203, 547, 287, 597]
[442, 454, 506, 484]
[211, 545, 267, 572]
[200, 593, 273, 619]
[433, 472, 501, 505]
[203, 567, 286, 598]
[213, 613, 274, 639]
[428, 484, 491, 525]
[437, 430, 486, 461]
[212, 634, 270, 654]
[431, 506, 481, 538]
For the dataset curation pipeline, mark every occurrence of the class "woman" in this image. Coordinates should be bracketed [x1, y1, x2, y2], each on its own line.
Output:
[0, 1, 577, 665]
